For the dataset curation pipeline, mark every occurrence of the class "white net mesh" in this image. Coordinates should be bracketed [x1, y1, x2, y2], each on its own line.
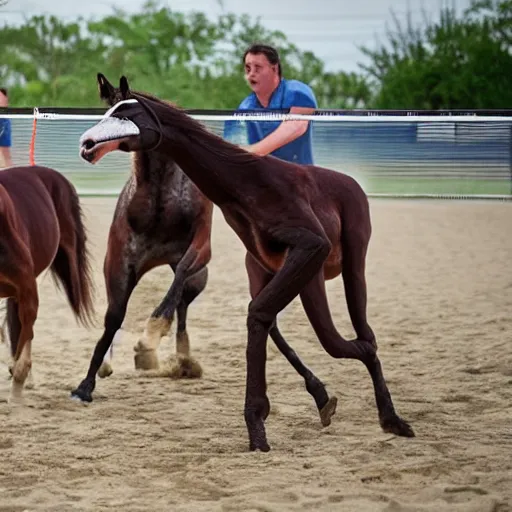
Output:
[1, 111, 511, 198]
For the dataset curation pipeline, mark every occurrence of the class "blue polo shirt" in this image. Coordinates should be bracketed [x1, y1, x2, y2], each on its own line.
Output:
[224, 78, 317, 164]
[0, 118, 11, 147]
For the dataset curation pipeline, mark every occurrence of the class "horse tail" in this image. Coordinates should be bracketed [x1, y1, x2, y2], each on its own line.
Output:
[50, 183, 95, 327]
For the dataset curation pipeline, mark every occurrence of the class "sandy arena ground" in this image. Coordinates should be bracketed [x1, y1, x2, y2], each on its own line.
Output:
[0, 197, 511, 512]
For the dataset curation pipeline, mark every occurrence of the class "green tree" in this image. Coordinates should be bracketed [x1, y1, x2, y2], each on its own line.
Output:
[0, 1, 373, 109]
[0, 15, 106, 106]
[359, 0, 512, 109]
[86, 1, 226, 101]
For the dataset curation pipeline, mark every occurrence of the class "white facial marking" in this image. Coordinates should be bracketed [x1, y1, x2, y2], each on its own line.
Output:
[103, 98, 139, 119]
[79, 98, 141, 147]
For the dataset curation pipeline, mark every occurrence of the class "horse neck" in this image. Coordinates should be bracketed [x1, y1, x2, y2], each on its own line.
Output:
[132, 150, 182, 187]
[157, 121, 258, 206]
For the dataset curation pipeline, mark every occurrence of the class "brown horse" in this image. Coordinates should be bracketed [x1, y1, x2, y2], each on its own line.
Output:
[0, 165, 94, 400]
[70, 72, 213, 398]
[71, 74, 337, 429]
[78, 76, 414, 451]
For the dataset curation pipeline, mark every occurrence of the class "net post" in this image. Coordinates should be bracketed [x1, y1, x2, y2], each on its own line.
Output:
[29, 107, 39, 166]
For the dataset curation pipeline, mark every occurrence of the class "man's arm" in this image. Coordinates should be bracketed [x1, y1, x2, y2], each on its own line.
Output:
[244, 106, 314, 156]
[0, 147, 12, 167]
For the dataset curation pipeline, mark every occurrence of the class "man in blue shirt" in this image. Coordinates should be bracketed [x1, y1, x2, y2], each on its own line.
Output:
[224, 43, 318, 164]
[0, 88, 13, 168]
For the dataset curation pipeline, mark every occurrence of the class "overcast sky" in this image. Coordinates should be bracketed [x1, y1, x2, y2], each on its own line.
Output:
[2, 0, 472, 72]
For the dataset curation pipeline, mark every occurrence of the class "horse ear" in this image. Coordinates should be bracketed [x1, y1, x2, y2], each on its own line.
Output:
[97, 73, 115, 102]
[119, 76, 130, 99]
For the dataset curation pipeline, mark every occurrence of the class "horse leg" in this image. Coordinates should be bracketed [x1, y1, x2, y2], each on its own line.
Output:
[133, 243, 209, 372]
[271, 324, 338, 426]
[340, 228, 414, 436]
[244, 227, 332, 452]
[6, 298, 20, 363]
[5, 298, 34, 388]
[0, 300, 7, 346]
[298, 263, 414, 437]
[168, 266, 208, 378]
[10, 283, 38, 401]
[97, 330, 118, 379]
[132, 278, 173, 371]
[70, 265, 137, 403]
[3, 299, 17, 377]
[245, 253, 337, 426]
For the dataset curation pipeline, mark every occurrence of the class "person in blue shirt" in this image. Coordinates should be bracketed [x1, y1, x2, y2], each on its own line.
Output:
[0, 88, 13, 168]
[224, 43, 318, 164]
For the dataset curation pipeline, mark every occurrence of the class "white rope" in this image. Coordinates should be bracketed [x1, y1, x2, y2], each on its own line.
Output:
[0, 112, 511, 123]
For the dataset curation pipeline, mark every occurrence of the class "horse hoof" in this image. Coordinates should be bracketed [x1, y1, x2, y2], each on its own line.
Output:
[134, 350, 159, 370]
[319, 395, 338, 427]
[381, 415, 415, 438]
[70, 388, 93, 403]
[249, 441, 271, 452]
[7, 394, 24, 406]
[98, 362, 113, 379]
[168, 355, 202, 379]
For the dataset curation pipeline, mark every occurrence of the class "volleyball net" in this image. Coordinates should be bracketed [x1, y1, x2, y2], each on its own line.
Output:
[1, 107, 511, 199]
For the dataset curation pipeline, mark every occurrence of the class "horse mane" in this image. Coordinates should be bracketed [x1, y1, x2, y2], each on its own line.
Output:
[131, 90, 264, 168]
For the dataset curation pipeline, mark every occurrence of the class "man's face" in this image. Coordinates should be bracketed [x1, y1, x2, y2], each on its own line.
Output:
[0, 92, 8, 108]
[244, 52, 279, 96]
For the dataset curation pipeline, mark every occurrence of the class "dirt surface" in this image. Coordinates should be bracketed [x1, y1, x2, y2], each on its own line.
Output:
[1, 197, 511, 512]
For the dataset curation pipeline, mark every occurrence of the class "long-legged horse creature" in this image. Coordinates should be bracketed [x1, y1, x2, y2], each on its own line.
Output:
[72, 74, 336, 428]
[0, 165, 94, 400]
[77, 76, 414, 451]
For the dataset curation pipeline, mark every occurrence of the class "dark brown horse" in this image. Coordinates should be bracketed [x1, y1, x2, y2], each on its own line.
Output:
[78, 76, 414, 451]
[71, 74, 336, 428]
[0, 165, 94, 400]
[70, 73, 213, 399]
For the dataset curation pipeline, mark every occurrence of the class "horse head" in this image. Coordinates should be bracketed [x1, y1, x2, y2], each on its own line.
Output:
[80, 75, 162, 163]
